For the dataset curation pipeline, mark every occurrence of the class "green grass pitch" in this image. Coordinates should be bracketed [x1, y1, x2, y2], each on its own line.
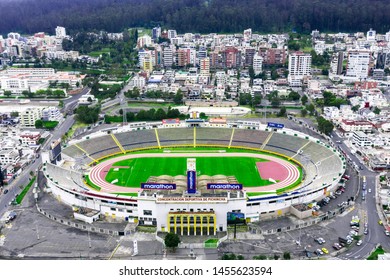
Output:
[104, 157, 274, 188]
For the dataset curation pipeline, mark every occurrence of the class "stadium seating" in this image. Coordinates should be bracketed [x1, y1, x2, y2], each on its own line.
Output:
[61, 126, 344, 194]
[62, 144, 85, 159]
[77, 135, 121, 157]
[265, 133, 310, 154]
[300, 141, 335, 163]
[115, 129, 157, 150]
[45, 163, 86, 191]
[231, 129, 270, 148]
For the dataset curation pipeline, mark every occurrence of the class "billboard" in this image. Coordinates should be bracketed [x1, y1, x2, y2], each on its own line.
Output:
[227, 212, 246, 225]
[187, 170, 196, 194]
[207, 183, 243, 190]
[267, 122, 284, 129]
[141, 183, 176, 190]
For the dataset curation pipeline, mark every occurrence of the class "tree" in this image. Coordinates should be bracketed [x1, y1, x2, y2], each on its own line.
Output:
[287, 91, 300, 101]
[222, 253, 238, 260]
[75, 105, 100, 124]
[351, 105, 360, 112]
[271, 96, 281, 108]
[173, 91, 183, 105]
[283, 252, 291, 260]
[306, 103, 315, 115]
[301, 108, 308, 117]
[155, 108, 167, 120]
[317, 116, 334, 135]
[373, 107, 381, 115]
[301, 95, 308, 105]
[253, 255, 267, 260]
[21, 90, 30, 97]
[164, 233, 180, 252]
[35, 119, 43, 129]
[3, 90, 12, 97]
[277, 106, 287, 117]
[253, 95, 262, 106]
[199, 112, 207, 119]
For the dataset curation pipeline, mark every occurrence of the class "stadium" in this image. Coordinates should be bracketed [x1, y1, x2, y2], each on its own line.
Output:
[42, 119, 346, 236]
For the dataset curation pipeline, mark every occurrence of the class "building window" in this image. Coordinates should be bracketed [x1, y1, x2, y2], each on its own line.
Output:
[143, 210, 152, 216]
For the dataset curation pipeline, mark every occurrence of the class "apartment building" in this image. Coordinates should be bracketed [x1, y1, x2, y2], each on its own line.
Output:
[346, 50, 371, 79]
[288, 52, 311, 86]
[20, 108, 42, 127]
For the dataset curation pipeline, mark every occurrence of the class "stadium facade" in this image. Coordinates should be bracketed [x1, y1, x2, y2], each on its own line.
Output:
[41, 120, 346, 235]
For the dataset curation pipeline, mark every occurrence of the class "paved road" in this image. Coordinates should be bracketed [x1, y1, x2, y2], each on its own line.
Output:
[331, 131, 390, 259]
[0, 114, 75, 219]
[62, 87, 90, 115]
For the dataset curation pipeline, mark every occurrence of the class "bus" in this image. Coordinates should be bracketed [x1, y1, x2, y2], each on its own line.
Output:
[362, 176, 367, 190]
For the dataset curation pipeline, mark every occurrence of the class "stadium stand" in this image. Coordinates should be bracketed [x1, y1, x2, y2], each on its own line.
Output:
[196, 127, 232, 145]
[231, 129, 270, 149]
[45, 163, 86, 191]
[265, 133, 309, 154]
[158, 128, 194, 146]
[300, 142, 336, 163]
[62, 144, 85, 159]
[62, 126, 344, 196]
[76, 135, 121, 157]
[114, 129, 157, 150]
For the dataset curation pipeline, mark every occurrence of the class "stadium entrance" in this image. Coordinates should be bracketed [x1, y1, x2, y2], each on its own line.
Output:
[167, 211, 217, 235]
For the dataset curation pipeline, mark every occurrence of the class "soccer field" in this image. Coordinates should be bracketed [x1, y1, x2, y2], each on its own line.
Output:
[104, 156, 274, 188]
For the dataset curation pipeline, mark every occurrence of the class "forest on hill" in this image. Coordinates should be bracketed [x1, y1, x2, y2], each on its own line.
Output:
[0, 0, 389, 34]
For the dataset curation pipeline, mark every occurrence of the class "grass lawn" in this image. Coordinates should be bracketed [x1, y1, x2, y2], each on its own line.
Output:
[85, 175, 101, 191]
[204, 239, 219, 248]
[367, 246, 385, 260]
[105, 156, 272, 188]
[89, 48, 111, 57]
[16, 177, 36, 204]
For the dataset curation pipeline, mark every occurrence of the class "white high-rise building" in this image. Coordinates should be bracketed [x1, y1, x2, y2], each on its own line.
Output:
[20, 107, 42, 127]
[42, 107, 62, 122]
[243, 28, 252, 42]
[385, 30, 390, 42]
[366, 28, 376, 42]
[288, 52, 311, 86]
[163, 47, 174, 67]
[253, 54, 263, 75]
[167, 30, 177, 39]
[55, 26, 67, 39]
[346, 50, 371, 79]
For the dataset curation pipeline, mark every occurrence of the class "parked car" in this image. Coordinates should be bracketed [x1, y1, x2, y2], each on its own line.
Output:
[315, 237, 325, 244]
[364, 228, 369, 235]
[315, 249, 323, 256]
[349, 230, 358, 236]
[385, 230, 389, 236]
[5, 212, 16, 223]
[357, 240, 363, 246]
[321, 248, 329, 254]
[333, 243, 342, 250]
[3, 189, 8, 194]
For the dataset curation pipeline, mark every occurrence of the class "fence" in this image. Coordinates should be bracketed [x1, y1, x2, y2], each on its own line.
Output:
[248, 205, 352, 235]
[36, 204, 134, 236]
